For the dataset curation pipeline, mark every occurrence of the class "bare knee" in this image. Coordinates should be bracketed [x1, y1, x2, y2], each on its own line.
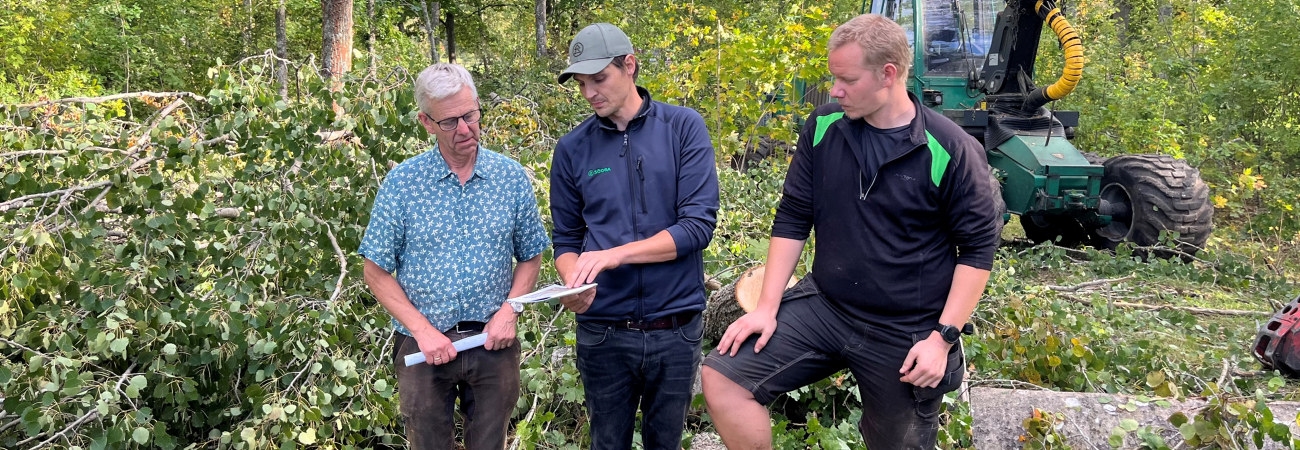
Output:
[702, 365, 753, 404]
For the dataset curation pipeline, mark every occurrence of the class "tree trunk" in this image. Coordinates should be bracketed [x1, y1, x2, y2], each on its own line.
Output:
[445, 10, 456, 63]
[421, 0, 440, 63]
[276, 0, 288, 100]
[534, 0, 548, 57]
[321, 0, 354, 85]
[970, 387, 1300, 449]
[703, 265, 798, 343]
[367, 0, 376, 79]
[242, 0, 254, 55]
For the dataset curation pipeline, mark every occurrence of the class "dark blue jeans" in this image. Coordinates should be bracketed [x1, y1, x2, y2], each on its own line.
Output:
[575, 313, 704, 450]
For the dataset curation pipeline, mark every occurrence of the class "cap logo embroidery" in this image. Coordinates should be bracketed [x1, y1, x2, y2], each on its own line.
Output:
[572, 43, 584, 58]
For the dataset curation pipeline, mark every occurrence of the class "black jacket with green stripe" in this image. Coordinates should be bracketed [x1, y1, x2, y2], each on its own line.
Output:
[772, 94, 1001, 332]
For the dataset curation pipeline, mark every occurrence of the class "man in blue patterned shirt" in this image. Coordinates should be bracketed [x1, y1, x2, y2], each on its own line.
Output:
[359, 63, 550, 450]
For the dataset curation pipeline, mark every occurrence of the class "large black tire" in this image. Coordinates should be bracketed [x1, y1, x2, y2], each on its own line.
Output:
[1021, 214, 1091, 247]
[730, 136, 790, 171]
[1091, 154, 1214, 257]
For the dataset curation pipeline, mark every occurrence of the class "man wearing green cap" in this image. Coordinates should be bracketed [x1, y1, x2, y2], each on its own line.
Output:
[549, 22, 720, 450]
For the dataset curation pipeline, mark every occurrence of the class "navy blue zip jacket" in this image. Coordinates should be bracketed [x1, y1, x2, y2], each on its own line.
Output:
[773, 94, 1001, 332]
[550, 87, 720, 322]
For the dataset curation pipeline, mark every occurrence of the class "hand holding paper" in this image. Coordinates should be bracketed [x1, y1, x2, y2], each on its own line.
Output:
[402, 284, 596, 366]
[404, 333, 489, 367]
[506, 283, 597, 306]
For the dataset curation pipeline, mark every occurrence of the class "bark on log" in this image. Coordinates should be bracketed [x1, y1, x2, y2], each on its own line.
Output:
[703, 265, 797, 343]
[970, 386, 1300, 449]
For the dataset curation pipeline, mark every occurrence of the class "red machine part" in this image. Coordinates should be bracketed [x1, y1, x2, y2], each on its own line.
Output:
[1253, 294, 1300, 376]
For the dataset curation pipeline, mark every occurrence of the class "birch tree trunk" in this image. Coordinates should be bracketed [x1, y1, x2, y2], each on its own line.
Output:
[421, 0, 441, 63]
[535, 0, 548, 57]
[242, 0, 254, 54]
[367, 0, 377, 79]
[276, 0, 288, 99]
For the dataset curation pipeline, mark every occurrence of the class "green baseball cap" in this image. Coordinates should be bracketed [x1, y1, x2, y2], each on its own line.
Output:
[558, 23, 633, 84]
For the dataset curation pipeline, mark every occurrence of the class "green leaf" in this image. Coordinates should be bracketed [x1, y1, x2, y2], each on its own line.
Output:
[297, 427, 317, 445]
[1108, 428, 1125, 447]
[132, 427, 149, 444]
[12, 272, 29, 290]
[1120, 418, 1140, 431]
[1145, 370, 1166, 388]
[1168, 412, 1189, 427]
[32, 231, 52, 247]
[126, 375, 147, 398]
[110, 337, 129, 353]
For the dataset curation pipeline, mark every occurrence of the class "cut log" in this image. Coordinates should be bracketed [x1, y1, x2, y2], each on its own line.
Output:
[703, 265, 797, 343]
[970, 386, 1300, 449]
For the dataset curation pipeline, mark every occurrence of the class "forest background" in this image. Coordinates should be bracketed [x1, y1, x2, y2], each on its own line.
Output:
[3, 0, 1300, 448]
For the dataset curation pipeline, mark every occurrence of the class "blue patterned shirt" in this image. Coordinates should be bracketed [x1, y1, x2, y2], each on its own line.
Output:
[359, 145, 550, 336]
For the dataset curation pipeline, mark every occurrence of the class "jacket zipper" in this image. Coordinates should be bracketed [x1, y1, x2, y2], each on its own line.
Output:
[859, 142, 928, 201]
[621, 133, 645, 321]
[635, 156, 647, 214]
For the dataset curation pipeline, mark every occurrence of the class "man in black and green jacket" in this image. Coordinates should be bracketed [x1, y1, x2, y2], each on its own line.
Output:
[703, 13, 1002, 449]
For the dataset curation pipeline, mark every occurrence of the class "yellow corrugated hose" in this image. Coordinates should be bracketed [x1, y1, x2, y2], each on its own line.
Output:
[1036, 0, 1084, 100]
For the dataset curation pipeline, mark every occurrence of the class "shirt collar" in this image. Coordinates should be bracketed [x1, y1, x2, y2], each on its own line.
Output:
[428, 144, 492, 183]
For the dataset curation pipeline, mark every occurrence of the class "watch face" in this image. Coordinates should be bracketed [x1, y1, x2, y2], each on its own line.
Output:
[938, 325, 960, 343]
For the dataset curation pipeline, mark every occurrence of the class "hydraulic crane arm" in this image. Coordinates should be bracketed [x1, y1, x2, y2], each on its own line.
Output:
[980, 0, 1084, 113]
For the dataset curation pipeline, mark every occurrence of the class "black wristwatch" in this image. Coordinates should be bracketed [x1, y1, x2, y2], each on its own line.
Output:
[934, 323, 975, 344]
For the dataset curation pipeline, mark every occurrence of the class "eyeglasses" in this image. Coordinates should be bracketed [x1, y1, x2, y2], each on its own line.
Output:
[426, 109, 482, 131]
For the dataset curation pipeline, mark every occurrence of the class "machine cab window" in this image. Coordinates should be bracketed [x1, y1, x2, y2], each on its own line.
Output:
[878, 0, 999, 77]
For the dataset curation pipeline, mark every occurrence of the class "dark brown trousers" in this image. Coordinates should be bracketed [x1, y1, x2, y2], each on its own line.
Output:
[391, 330, 521, 450]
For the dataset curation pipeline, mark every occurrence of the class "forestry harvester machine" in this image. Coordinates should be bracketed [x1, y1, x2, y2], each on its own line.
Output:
[868, 0, 1214, 255]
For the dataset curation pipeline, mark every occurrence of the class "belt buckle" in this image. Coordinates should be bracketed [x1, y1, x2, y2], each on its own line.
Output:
[624, 319, 642, 330]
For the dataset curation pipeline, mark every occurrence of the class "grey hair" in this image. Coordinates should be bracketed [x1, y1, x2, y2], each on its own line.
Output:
[413, 63, 478, 116]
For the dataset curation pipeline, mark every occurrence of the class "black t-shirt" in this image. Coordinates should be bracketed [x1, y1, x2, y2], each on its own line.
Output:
[850, 119, 912, 193]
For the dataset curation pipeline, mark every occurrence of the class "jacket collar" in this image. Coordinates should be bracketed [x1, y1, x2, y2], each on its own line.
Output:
[595, 86, 655, 131]
[903, 91, 930, 148]
[831, 92, 930, 174]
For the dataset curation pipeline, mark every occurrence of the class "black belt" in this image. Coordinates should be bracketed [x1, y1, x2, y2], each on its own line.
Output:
[448, 321, 486, 333]
[610, 311, 698, 331]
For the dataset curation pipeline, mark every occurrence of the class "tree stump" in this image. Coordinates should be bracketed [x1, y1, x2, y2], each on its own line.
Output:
[703, 265, 798, 343]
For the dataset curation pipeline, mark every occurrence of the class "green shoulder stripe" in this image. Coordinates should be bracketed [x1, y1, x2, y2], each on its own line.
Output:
[925, 131, 951, 187]
[813, 112, 845, 147]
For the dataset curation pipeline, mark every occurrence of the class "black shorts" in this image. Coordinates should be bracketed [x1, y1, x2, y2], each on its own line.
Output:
[703, 278, 964, 448]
